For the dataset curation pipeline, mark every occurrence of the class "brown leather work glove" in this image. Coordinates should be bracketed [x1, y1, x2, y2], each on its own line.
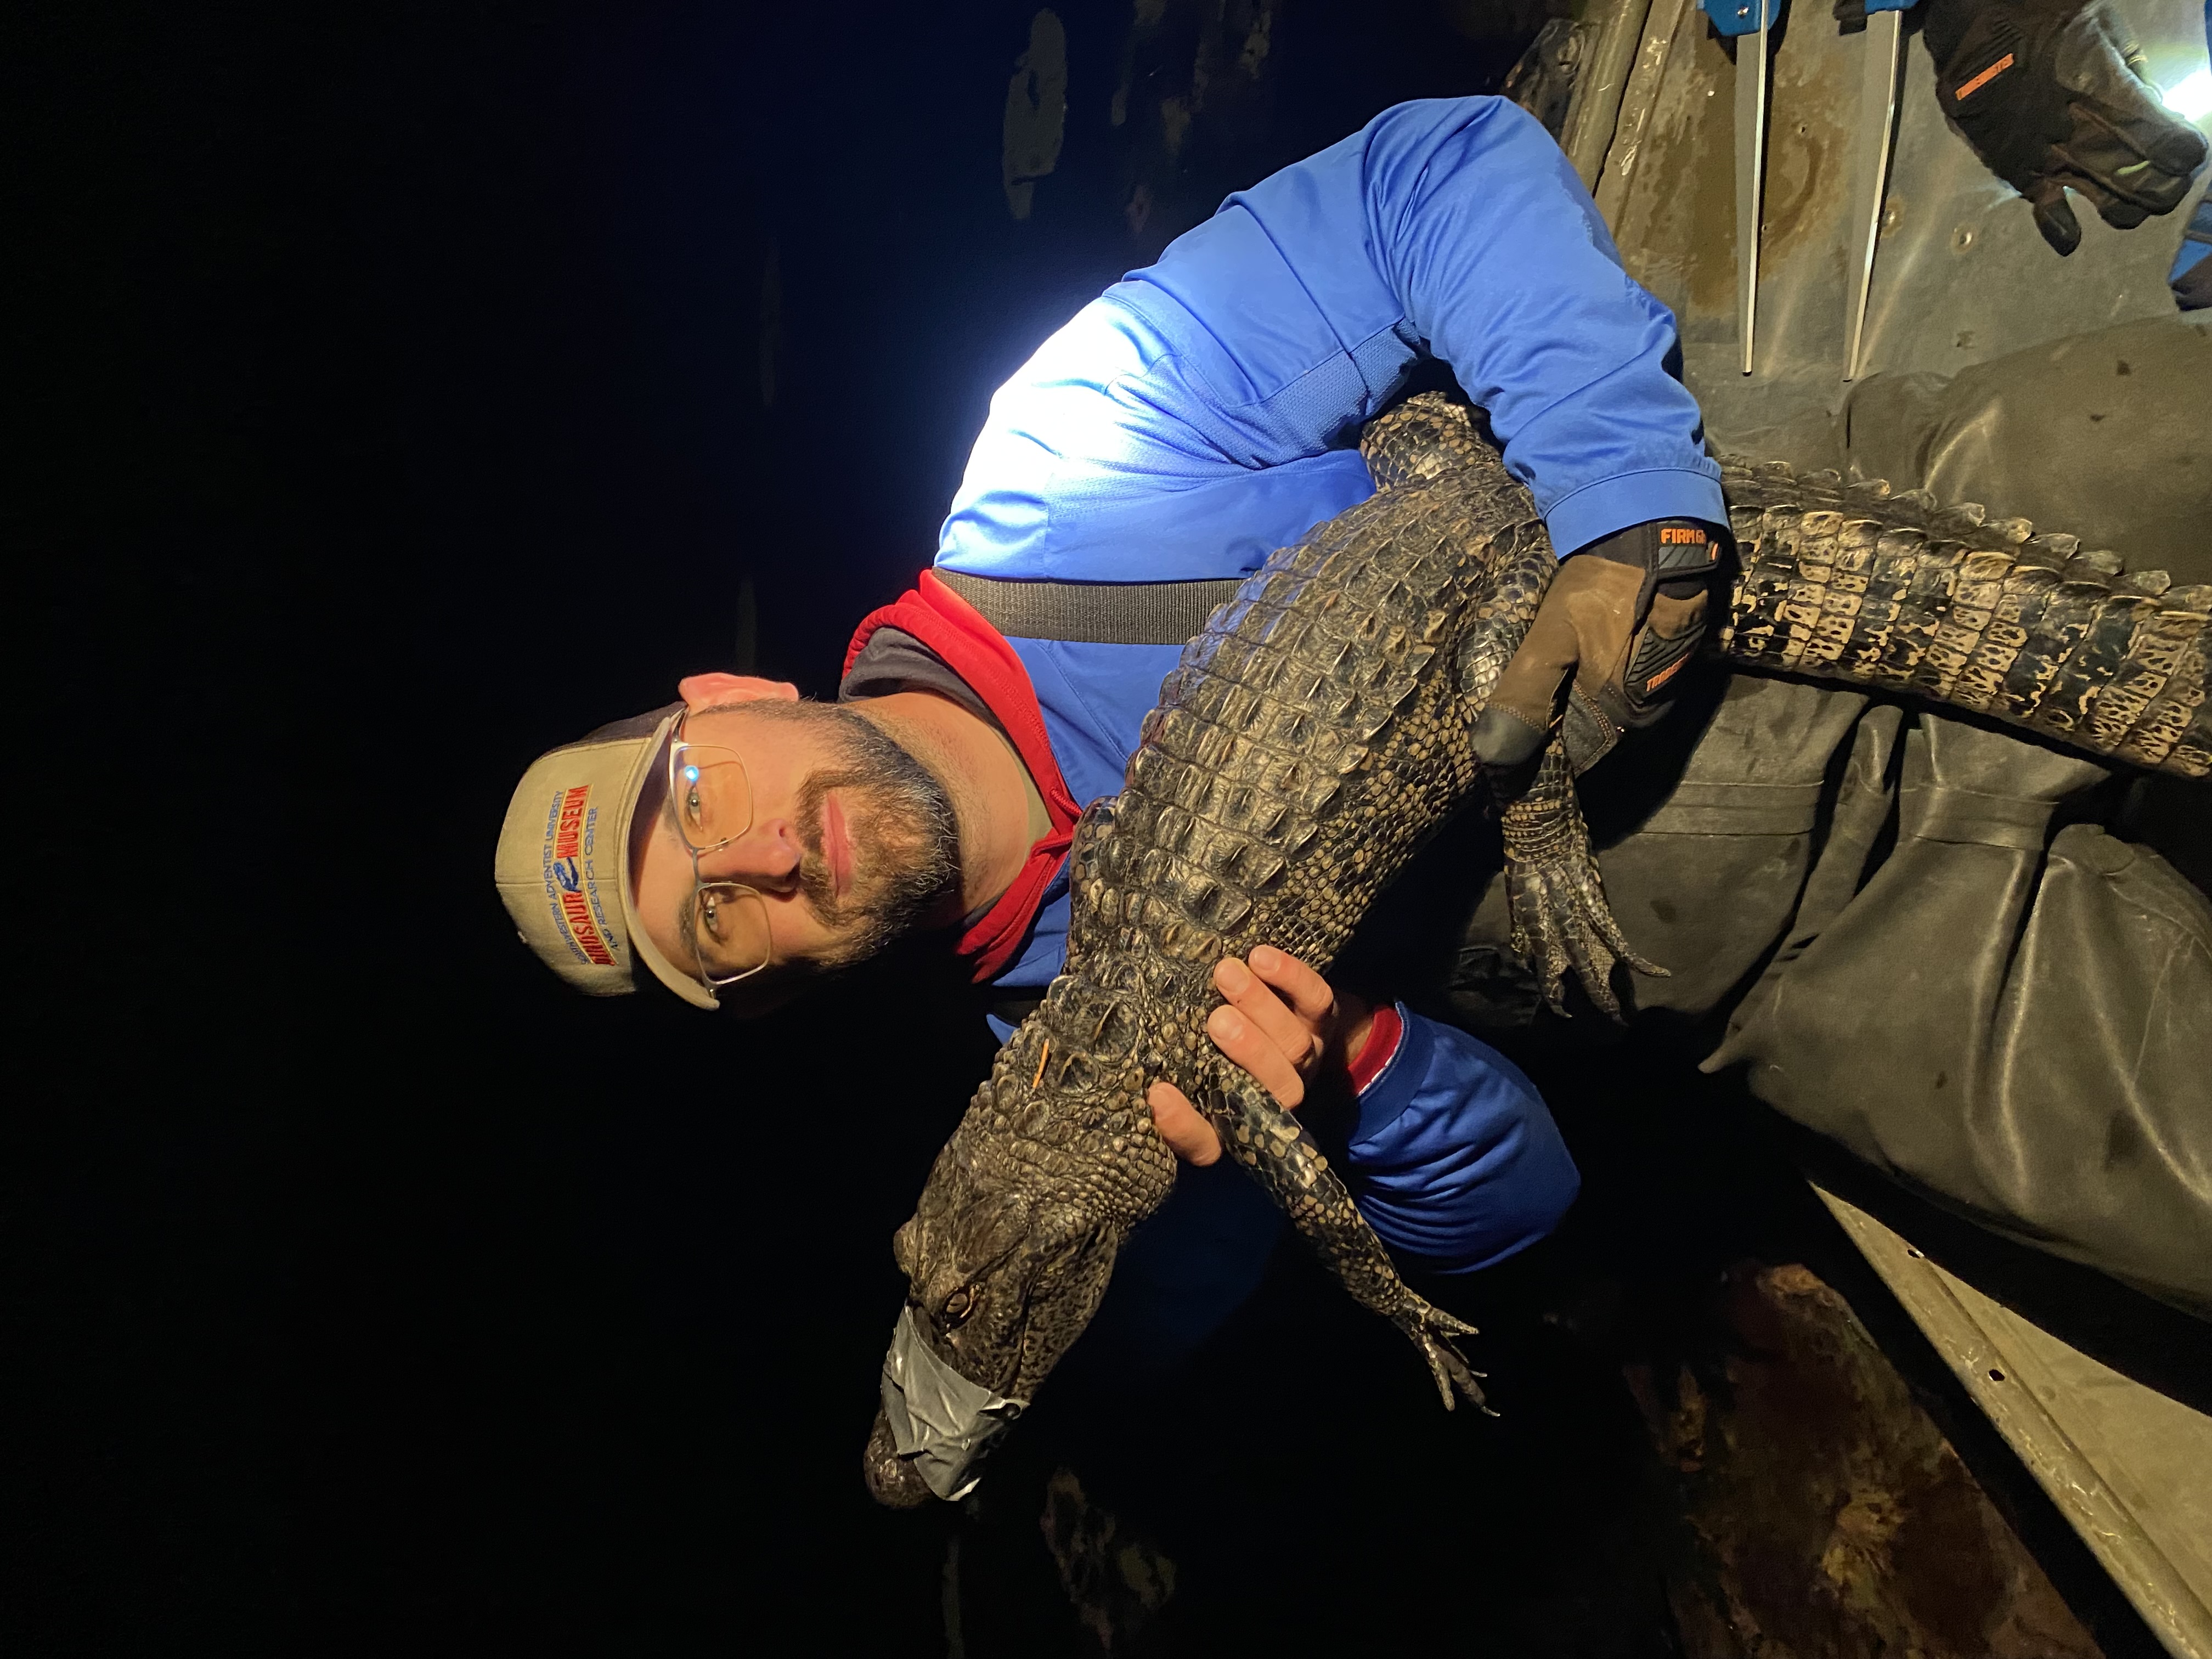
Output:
[1471, 518, 1727, 775]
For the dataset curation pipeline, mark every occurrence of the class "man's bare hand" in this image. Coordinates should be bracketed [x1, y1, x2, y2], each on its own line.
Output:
[1147, 946, 1373, 1166]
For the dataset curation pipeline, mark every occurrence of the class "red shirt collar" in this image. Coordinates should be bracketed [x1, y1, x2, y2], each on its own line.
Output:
[844, 569, 1082, 982]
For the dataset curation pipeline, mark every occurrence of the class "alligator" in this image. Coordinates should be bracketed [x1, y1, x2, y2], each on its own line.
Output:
[864, 392, 2210, 1508]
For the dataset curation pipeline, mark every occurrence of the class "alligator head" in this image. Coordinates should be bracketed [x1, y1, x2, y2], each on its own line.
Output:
[863, 1120, 1130, 1506]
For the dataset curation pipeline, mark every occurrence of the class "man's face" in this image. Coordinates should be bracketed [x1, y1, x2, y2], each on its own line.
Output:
[631, 699, 960, 988]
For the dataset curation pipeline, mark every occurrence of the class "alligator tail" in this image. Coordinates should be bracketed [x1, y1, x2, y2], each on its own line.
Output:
[1717, 462, 2210, 779]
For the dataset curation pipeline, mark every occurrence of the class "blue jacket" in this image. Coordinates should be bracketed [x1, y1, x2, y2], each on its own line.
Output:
[934, 97, 1717, 1362]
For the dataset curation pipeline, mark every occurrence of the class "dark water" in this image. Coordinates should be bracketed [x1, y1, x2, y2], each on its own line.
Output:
[14, 2, 2185, 1651]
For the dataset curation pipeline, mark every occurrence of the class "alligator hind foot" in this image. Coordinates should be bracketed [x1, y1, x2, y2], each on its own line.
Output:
[1494, 743, 1665, 1017]
[1395, 1297, 1494, 1415]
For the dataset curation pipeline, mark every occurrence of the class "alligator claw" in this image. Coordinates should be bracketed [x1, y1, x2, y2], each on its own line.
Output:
[1399, 1297, 1494, 1415]
[1494, 743, 1666, 1018]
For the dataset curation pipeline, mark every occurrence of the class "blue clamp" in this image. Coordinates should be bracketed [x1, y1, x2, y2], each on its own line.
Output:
[1702, 0, 1910, 28]
[1701, 0, 1782, 37]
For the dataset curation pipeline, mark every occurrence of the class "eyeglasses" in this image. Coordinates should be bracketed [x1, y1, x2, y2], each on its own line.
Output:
[665, 713, 772, 990]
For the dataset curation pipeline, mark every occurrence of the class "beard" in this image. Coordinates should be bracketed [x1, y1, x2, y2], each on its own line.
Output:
[728, 699, 962, 969]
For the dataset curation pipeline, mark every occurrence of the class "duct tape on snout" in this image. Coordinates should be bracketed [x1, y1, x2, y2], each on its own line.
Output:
[879, 1305, 1029, 1502]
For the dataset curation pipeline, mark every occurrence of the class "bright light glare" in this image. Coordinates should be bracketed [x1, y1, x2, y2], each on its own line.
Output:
[2164, 66, 2212, 123]
[683, 765, 700, 783]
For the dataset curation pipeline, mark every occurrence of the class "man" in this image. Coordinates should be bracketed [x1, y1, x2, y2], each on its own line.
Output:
[494, 96, 1729, 1363]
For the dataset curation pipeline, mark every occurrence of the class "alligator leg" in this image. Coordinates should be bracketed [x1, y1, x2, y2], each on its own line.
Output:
[1493, 742, 1665, 1018]
[1205, 1076, 1493, 1413]
[1440, 523, 1656, 1017]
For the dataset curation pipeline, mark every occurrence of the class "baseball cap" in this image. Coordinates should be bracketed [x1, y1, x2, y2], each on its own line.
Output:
[493, 702, 721, 1009]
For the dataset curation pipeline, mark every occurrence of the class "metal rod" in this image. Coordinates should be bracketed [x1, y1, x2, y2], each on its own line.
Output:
[1844, 8, 1903, 381]
[1734, 14, 1769, 376]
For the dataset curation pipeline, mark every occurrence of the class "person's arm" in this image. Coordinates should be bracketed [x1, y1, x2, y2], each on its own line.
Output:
[1338, 1006, 1580, 1271]
[939, 95, 1723, 578]
[1133, 93, 1725, 549]
[1149, 950, 1579, 1273]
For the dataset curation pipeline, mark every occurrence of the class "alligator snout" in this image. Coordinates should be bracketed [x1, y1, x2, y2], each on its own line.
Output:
[862, 1408, 935, 1508]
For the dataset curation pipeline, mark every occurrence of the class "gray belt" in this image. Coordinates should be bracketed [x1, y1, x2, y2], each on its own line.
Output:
[936, 568, 1243, 647]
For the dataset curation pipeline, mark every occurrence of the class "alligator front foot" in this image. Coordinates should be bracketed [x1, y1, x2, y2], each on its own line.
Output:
[1395, 1296, 1493, 1415]
[1493, 743, 1664, 1018]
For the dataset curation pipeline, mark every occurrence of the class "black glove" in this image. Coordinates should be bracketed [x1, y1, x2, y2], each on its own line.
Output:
[1470, 519, 1727, 775]
[1921, 0, 2208, 255]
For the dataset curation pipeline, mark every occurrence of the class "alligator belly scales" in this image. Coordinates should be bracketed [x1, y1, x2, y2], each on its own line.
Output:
[863, 394, 2209, 1506]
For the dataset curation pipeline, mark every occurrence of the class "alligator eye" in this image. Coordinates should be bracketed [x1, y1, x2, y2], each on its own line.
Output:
[942, 1288, 978, 1327]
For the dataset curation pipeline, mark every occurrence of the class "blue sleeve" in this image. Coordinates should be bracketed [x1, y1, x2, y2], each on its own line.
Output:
[939, 95, 1722, 574]
[1344, 1008, 1580, 1272]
